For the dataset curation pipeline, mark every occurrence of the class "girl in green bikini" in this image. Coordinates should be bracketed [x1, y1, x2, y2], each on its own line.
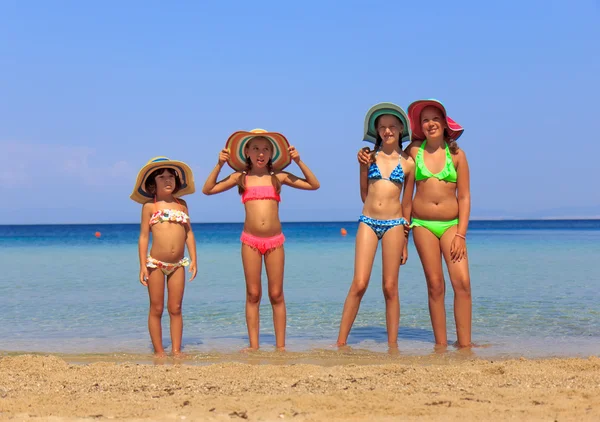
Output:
[358, 99, 473, 348]
[405, 99, 472, 348]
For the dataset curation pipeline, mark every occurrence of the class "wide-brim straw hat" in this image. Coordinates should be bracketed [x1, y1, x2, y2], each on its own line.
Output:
[130, 156, 195, 204]
[407, 99, 464, 142]
[363, 102, 411, 144]
[225, 128, 292, 172]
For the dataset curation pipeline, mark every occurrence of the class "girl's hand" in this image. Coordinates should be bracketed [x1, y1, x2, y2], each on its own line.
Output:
[218, 148, 230, 165]
[403, 221, 411, 238]
[289, 146, 300, 163]
[400, 243, 408, 265]
[188, 263, 197, 282]
[139, 267, 149, 286]
[358, 147, 371, 166]
[450, 235, 467, 263]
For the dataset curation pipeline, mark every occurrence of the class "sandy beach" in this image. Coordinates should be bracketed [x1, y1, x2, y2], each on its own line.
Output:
[1, 353, 598, 421]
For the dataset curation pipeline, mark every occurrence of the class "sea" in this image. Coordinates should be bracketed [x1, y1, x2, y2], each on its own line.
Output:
[0, 220, 598, 359]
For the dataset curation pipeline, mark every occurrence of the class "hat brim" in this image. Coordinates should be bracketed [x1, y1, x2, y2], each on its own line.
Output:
[363, 102, 411, 144]
[225, 131, 292, 172]
[407, 99, 464, 142]
[130, 157, 196, 204]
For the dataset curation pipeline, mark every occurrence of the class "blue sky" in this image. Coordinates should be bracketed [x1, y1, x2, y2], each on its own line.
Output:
[1, 0, 598, 224]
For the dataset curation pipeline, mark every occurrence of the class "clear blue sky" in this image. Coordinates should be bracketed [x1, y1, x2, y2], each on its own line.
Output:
[1, 0, 598, 224]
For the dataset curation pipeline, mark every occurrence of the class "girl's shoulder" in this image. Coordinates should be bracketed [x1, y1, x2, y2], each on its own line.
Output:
[400, 150, 415, 168]
[452, 147, 468, 166]
[274, 171, 290, 181]
[404, 141, 423, 157]
[142, 201, 154, 212]
[177, 198, 189, 210]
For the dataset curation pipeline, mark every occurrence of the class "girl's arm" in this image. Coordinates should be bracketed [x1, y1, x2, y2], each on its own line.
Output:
[279, 146, 320, 190]
[359, 162, 369, 203]
[401, 157, 415, 222]
[138, 203, 152, 286]
[450, 149, 471, 263]
[202, 149, 241, 195]
[399, 157, 415, 265]
[455, 150, 471, 237]
[180, 200, 197, 282]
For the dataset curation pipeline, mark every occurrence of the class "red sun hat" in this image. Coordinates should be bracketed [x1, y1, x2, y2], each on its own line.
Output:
[407, 99, 464, 142]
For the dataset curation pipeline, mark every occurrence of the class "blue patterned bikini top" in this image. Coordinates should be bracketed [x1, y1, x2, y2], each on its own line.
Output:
[368, 152, 405, 184]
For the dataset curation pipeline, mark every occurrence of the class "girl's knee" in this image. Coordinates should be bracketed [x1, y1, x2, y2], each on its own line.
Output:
[150, 303, 164, 317]
[246, 289, 261, 304]
[268, 288, 284, 305]
[453, 277, 471, 297]
[168, 302, 182, 316]
[351, 278, 369, 297]
[425, 275, 445, 299]
[382, 281, 398, 301]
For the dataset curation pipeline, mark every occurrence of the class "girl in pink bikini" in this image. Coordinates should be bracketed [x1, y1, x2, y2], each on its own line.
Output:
[202, 129, 320, 351]
[131, 157, 198, 358]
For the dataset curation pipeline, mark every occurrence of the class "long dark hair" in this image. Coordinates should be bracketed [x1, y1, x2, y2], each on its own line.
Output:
[144, 168, 182, 195]
[237, 138, 282, 195]
[370, 115, 405, 164]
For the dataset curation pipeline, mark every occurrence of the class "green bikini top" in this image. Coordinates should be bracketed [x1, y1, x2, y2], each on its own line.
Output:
[415, 141, 457, 183]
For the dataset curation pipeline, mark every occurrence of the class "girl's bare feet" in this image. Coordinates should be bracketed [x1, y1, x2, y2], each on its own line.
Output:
[173, 350, 188, 359]
[241, 346, 259, 353]
[453, 341, 491, 349]
[433, 343, 448, 354]
[387, 343, 400, 356]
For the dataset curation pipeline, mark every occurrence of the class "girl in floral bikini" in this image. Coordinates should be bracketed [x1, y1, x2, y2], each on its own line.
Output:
[202, 129, 320, 351]
[131, 157, 198, 357]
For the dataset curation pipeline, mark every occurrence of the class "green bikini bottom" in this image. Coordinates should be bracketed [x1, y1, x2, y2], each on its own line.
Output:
[410, 218, 459, 239]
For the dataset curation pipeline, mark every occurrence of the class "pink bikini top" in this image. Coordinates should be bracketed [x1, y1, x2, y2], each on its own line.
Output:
[241, 185, 281, 204]
[149, 198, 190, 227]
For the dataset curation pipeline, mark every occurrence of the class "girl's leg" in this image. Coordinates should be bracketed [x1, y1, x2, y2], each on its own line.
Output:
[440, 226, 472, 347]
[413, 227, 447, 345]
[336, 223, 379, 346]
[264, 246, 286, 351]
[146, 268, 166, 356]
[241, 244, 264, 350]
[166, 266, 186, 356]
[380, 225, 405, 346]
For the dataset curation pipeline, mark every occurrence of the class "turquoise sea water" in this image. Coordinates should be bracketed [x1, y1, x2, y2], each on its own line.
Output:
[0, 220, 598, 358]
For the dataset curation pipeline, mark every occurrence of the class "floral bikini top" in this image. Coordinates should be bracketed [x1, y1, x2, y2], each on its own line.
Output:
[149, 198, 190, 227]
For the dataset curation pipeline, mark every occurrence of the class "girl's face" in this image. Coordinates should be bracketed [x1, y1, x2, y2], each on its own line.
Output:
[245, 137, 273, 169]
[420, 106, 447, 140]
[376, 114, 403, 145]
[154, 169, 177, 194]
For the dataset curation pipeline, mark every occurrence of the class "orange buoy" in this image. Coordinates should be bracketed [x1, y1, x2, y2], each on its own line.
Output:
[340, 228, 347, 236]
[95, 231, 101, 238]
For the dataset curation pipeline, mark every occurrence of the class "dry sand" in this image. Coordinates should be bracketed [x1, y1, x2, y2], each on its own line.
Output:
[1, 353, 599, 421]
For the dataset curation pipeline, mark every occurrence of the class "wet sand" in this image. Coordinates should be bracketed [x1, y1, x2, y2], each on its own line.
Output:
[0, 353, 599, 421]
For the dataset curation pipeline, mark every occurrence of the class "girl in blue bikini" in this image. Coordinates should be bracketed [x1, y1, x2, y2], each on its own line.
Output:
[131, 157, 198, 358]
[337, 103, 415, 348]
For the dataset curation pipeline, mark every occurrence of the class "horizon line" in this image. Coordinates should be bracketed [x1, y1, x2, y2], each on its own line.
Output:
[1, 217, 600, 227]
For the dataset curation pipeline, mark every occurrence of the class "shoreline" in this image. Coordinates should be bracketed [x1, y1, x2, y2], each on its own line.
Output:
[0, 354, 598, 421]
[1, 347, 599, 366]
[2, 335, 599, 364]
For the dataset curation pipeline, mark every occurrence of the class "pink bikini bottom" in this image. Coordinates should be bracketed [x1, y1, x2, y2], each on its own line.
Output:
[240, 232, 285, 255]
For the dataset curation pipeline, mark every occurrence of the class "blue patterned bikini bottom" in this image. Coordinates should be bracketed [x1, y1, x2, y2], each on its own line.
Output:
[358, 215, 408, 240]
